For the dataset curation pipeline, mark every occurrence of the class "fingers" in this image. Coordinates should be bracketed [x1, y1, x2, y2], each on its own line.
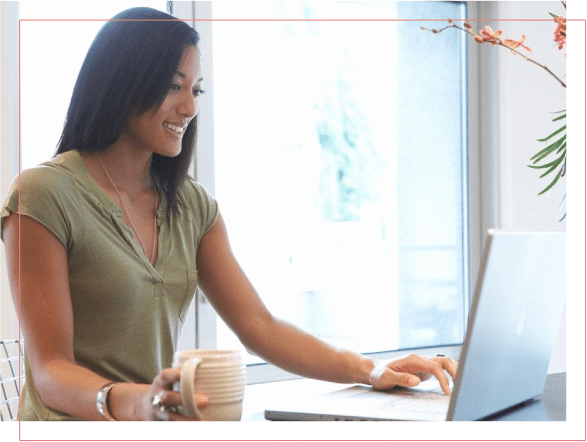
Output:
[389, 371, 422, 388]
[372, 354, 458, 395]
[167, 394, 210, 421]
[149, 390, 210, 421]
[404, 355, 451, 394]
[194, 394, 210, 409]
[432, 355, 458, 380]
[148, 369, 210, 421]
[154, 368, 181, 390]
[370, 362, 421, 390]
[428, 355, 458, 396]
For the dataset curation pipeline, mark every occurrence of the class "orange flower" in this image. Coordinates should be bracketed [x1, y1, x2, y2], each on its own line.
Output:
[554, 15, 565, 25]
[503, 35, 532, 53]
[553, 15, 566, 51]
[479, 25, 503, 45]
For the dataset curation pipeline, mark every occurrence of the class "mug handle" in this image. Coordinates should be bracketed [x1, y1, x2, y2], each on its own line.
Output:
[179, 357, 203, 419]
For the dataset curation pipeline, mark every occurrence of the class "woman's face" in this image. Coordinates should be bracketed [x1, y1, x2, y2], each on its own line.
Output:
[123, 45, 203, 157]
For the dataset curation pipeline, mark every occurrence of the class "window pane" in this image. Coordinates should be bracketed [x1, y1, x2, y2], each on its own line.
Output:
[212, 1, 468, 361]
[19, 1, 168, 171]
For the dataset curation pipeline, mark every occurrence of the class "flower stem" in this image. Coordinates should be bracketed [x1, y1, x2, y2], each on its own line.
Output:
[421, 22, 566, 88]
[509, 45, 566, 88]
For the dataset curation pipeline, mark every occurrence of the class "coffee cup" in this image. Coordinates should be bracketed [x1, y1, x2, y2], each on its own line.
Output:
[172, 349, 245, 421]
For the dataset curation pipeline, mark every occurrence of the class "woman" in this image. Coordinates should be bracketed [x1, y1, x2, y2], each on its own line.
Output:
[1, 7, 456, 421]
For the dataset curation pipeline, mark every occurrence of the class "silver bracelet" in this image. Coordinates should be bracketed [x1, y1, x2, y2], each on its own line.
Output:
[96, 382, 117, 421]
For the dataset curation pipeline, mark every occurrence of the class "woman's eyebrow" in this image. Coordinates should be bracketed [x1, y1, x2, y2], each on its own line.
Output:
[175, 70, 204, 83]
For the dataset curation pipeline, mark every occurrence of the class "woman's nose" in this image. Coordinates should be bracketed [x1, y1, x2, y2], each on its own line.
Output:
[178, 92, 198, 119]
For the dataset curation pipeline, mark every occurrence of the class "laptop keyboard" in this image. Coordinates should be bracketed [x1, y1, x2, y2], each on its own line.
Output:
[375, 388, 450, 414]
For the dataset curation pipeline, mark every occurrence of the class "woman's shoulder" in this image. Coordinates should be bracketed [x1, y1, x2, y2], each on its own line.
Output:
[1, 151, 84, 245]
[177, 176, 218, 233]
[17, 151, 79, 189]
[18, 163, 72, 187]
[178, 176, 216, 206]
[2, 151, 83, 222]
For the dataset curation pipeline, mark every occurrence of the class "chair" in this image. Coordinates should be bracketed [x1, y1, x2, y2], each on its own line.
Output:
[1, 339, 24, 421]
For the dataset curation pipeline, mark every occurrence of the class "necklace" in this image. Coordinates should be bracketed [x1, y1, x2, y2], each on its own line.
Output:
[96, 152, 158, 264]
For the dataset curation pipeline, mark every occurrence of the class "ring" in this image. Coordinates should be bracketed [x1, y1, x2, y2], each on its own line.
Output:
[151, 393, 167, 413]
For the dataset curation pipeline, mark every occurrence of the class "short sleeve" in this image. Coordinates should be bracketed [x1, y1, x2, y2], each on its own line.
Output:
[0, 165, 84, 250]
[181, 178, 219, 238]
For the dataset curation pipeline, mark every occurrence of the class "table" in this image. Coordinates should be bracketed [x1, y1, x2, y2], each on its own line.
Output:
[241, 372, 566, 421]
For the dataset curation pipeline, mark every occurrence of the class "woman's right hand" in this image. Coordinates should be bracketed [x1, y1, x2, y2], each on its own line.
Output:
[138, 368, 209, 421]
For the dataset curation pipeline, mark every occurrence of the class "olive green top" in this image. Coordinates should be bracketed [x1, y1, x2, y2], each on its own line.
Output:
[1, 150, 218, 420]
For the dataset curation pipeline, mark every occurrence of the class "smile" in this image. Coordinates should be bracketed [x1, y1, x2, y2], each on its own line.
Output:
[163, 122, 186, 134]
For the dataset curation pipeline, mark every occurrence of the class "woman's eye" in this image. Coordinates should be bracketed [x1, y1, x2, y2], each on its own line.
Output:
[193, 89, 206, 97]
[170, 84, 181, 92]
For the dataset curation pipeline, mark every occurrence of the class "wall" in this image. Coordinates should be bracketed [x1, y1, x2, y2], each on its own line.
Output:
[481, 1, 568, 372]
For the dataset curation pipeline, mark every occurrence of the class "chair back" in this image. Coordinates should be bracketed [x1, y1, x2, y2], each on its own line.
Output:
[1, 339, 24, 421]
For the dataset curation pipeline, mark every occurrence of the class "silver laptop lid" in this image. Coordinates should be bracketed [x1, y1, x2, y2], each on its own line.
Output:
[448, 230, 566, 420]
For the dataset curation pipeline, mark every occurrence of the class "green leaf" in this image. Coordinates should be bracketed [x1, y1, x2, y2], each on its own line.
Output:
[537, 125, 566, 143]
[531, 135, 566, 162]
[552, 113, 566, 122]
[538, 167, 563, 195]
[539, 151, 566, 178]
[556, 141, 567, 154]
[528, 154, 563, 170]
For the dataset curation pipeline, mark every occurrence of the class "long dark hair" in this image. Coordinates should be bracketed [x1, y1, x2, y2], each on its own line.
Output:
[55, 7, 199, 220]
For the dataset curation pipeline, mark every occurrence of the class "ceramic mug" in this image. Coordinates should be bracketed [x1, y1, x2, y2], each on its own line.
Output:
[172, 349, 245, 421]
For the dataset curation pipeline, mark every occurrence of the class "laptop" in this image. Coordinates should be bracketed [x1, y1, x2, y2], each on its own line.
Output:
[265, 230, 566, 421]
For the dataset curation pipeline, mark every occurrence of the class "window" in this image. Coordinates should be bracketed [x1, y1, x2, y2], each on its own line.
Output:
[201, 1, 470, 366]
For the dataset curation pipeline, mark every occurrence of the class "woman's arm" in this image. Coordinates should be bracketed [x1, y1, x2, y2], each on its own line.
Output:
[196, 213, 457, 394]
[3, 213, 205, 420]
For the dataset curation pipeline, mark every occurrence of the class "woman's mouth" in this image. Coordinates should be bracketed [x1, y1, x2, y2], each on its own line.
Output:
[163, 122, 186, 135]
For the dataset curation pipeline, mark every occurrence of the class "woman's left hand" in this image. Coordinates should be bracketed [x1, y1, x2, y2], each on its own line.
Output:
[369, 354, 458, 395]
